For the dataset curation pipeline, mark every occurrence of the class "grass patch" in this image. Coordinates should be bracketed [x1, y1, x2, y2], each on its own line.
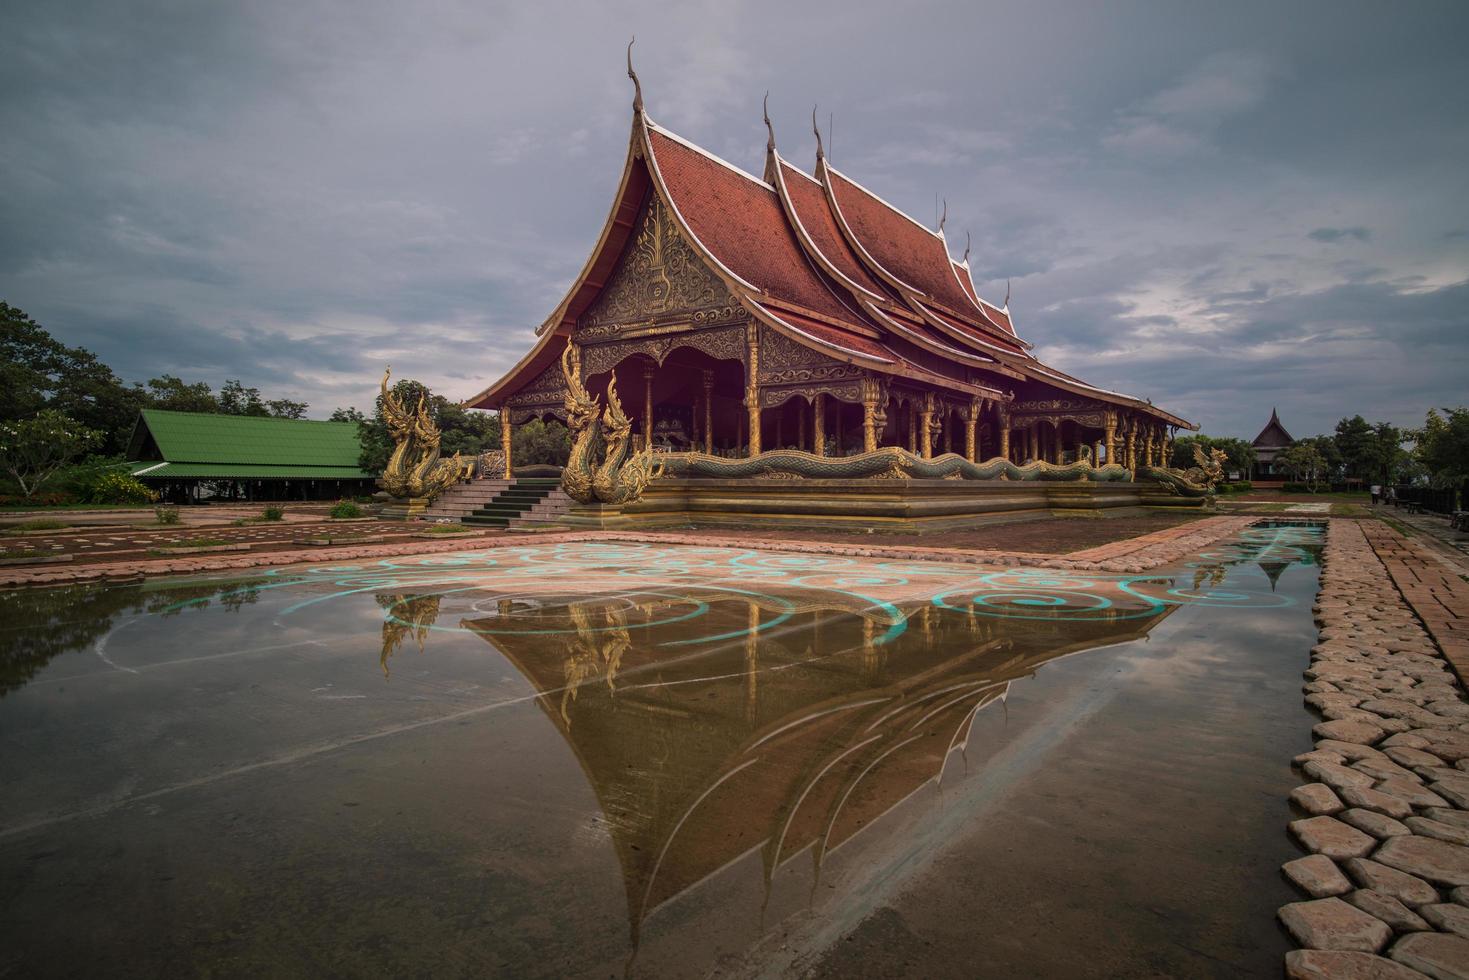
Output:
[421, 524, 474, 534]
[1331, 503, 1370, 517]
[5, 518, 70, 532]
[329, 500, 364, 519]
[0, 503, 141, 512]
[261, 505, 285, 522]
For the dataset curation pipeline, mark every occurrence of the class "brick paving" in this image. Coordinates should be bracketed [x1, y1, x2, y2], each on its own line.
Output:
[1361, 520, 1469, 684]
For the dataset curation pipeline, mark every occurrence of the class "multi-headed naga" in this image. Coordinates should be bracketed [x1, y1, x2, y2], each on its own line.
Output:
[560, 343, 662, 505]
[379, 367, 465, 500]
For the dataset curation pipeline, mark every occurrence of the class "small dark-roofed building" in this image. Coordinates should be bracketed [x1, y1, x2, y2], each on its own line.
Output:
[126, 409, 376, 501]
[1250, 408, 1294, 481]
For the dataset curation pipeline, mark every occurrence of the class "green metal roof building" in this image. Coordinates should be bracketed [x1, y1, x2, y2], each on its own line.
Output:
[127, 410, 376, 500]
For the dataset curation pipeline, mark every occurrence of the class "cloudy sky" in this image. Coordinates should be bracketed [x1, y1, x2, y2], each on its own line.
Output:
[3, 0, 1466, 438]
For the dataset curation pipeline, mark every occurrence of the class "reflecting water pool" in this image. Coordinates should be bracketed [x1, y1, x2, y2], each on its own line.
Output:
[0, 524, 1322, 978]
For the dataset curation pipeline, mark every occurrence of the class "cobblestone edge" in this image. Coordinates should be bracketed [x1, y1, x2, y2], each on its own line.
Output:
[1282, 519, 1469, 978]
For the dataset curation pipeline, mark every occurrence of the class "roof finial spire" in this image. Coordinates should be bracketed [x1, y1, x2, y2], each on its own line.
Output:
[763, 91, 775, 152]
[626, 37, 644, 114]
[812, 104, 825, 162]
[1003, 278, 1011, 308]
[938, 198, 947, 234]
[963, 230, 971, 264]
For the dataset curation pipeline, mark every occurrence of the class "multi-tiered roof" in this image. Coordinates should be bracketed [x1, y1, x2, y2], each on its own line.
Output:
[470, 63, 1189, 432]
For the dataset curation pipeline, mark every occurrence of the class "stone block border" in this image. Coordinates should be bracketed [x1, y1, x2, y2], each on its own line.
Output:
[1284, 518, 1469, 975]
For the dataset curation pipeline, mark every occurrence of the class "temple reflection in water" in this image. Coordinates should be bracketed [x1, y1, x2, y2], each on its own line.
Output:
[428, 589, 1177, 946]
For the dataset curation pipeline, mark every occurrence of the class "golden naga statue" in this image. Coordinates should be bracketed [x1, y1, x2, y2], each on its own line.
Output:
[560, 343, 662, 505]
[379, 367, 466, 500]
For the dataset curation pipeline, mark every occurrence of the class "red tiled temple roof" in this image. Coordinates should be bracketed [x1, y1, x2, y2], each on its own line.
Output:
[647, 127, 868, 329]
[825, 167, 984, 317]
[467, 95, 1193, 429]
[774, 158, 891, 301]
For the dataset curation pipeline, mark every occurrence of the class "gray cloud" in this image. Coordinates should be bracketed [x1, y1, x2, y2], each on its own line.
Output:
[1309, 227, 1372, 243]
[2, 0, 1466, 443]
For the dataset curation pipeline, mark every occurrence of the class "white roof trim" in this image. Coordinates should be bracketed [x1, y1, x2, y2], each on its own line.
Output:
[772, 153, 888, 305]
[131, 461, 169, 476]
[821, 159, 924, 296]
[640, 118, 762, 294]
[827, 165, 944, 239]
[646, 119, 774, 191]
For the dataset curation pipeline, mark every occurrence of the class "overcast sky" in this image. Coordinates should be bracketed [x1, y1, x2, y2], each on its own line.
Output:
[3, 0, 1466, 438]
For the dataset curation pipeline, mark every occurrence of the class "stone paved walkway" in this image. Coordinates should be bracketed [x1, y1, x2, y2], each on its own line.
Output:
[1362, 521, 1469, 684]
[0, 515, 1257, 590]
[1284, 519, 1469, 976]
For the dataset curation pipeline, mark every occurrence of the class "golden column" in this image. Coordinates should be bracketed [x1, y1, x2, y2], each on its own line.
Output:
[813, 392, 826, 457]
[1103, 411, 1117, 466]
[963, 397, 980, 462]
[919, 393, 936, 458]
[702, 369, 714, 454]
[1124, 419, 1136, 472]
[500, 412, 514, 480]
[907, 402, 917, 453]
[860, 377, 881, 453]
[998, 405, 1010, 461]
[1143, 424, 1156, 470]
[642, 361, 655, 451]
[745, 323, 761, 456]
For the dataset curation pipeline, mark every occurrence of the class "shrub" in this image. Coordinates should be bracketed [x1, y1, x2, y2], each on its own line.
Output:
[9, 518, 69, 532]
[261, 505, 285, 521]
[88, 471, 158, 505]
[1282, 482, 1311, 493]
[0, 492, 74, 507]
[154, 506, 181, 525]
[329, 500, 364, 519]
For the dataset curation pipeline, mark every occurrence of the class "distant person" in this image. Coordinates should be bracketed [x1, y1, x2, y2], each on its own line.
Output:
[1370, 483, 1381, 506]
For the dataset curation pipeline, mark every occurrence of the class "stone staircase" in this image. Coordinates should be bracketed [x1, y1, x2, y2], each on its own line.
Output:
[421, 479, 511, 521]
[462, 479, 564, 529]
[508, 485, 573, 529]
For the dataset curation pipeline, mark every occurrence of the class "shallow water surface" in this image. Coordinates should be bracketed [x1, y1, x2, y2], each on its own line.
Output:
[0, 524, 1322, 978]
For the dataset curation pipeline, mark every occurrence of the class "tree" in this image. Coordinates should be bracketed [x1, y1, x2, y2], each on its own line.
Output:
[1333, 415, 1375, 479]
[1, 302, 144, 455]
[357, 377, 500, 474]
[329, 406, 366, 424]
[1278, 442, 1329, 491]
[265, 398, 309, 420]
[0, 410, 103, 498]
[1414, 408, 1469, 487]
[1171, 434, 1255, 476]
[1365, 422, 1408, 485]
[512, 418, 570, 466]
[143, 375, 220, 414]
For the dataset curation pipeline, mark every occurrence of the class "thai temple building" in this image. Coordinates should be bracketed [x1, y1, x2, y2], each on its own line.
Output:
[465, 56, 1198, 528]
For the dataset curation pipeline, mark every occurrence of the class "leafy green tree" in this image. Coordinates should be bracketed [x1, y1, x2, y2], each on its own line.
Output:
[1278, 443, 1329, 491]
[357, 378, 501, 474]
[1, 303, 144, 454]
[1171, 434, 1255, 475]
[1365, 422, 1408, 485]
[1333, 415, 1375, 478]
[1414, 408, 1469, 487]
[265, 398, 308, 420]
[512, 418, 570, 466]
[0, 410, 103, 498]
[144, 375, 220, 414]
[329, 406, 366, 424]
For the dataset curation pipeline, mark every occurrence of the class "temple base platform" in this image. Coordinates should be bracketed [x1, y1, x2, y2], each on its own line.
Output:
[378, 496, 432, 520]
[550, 478, 1207, 534]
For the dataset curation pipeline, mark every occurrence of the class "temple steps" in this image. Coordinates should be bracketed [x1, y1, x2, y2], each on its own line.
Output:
[462, 479, 562, 528]
[420, 479, 512, 520]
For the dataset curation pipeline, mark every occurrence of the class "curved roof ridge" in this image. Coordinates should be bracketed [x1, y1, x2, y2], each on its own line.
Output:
[645, 119, 773, 192]
[819, 159, 924, 296]
[771, 153, 890, 306]
[826, 164, 943, 239]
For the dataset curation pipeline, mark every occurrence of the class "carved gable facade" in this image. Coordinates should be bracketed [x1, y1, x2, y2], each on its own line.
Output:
[576, 193, 744, 339]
